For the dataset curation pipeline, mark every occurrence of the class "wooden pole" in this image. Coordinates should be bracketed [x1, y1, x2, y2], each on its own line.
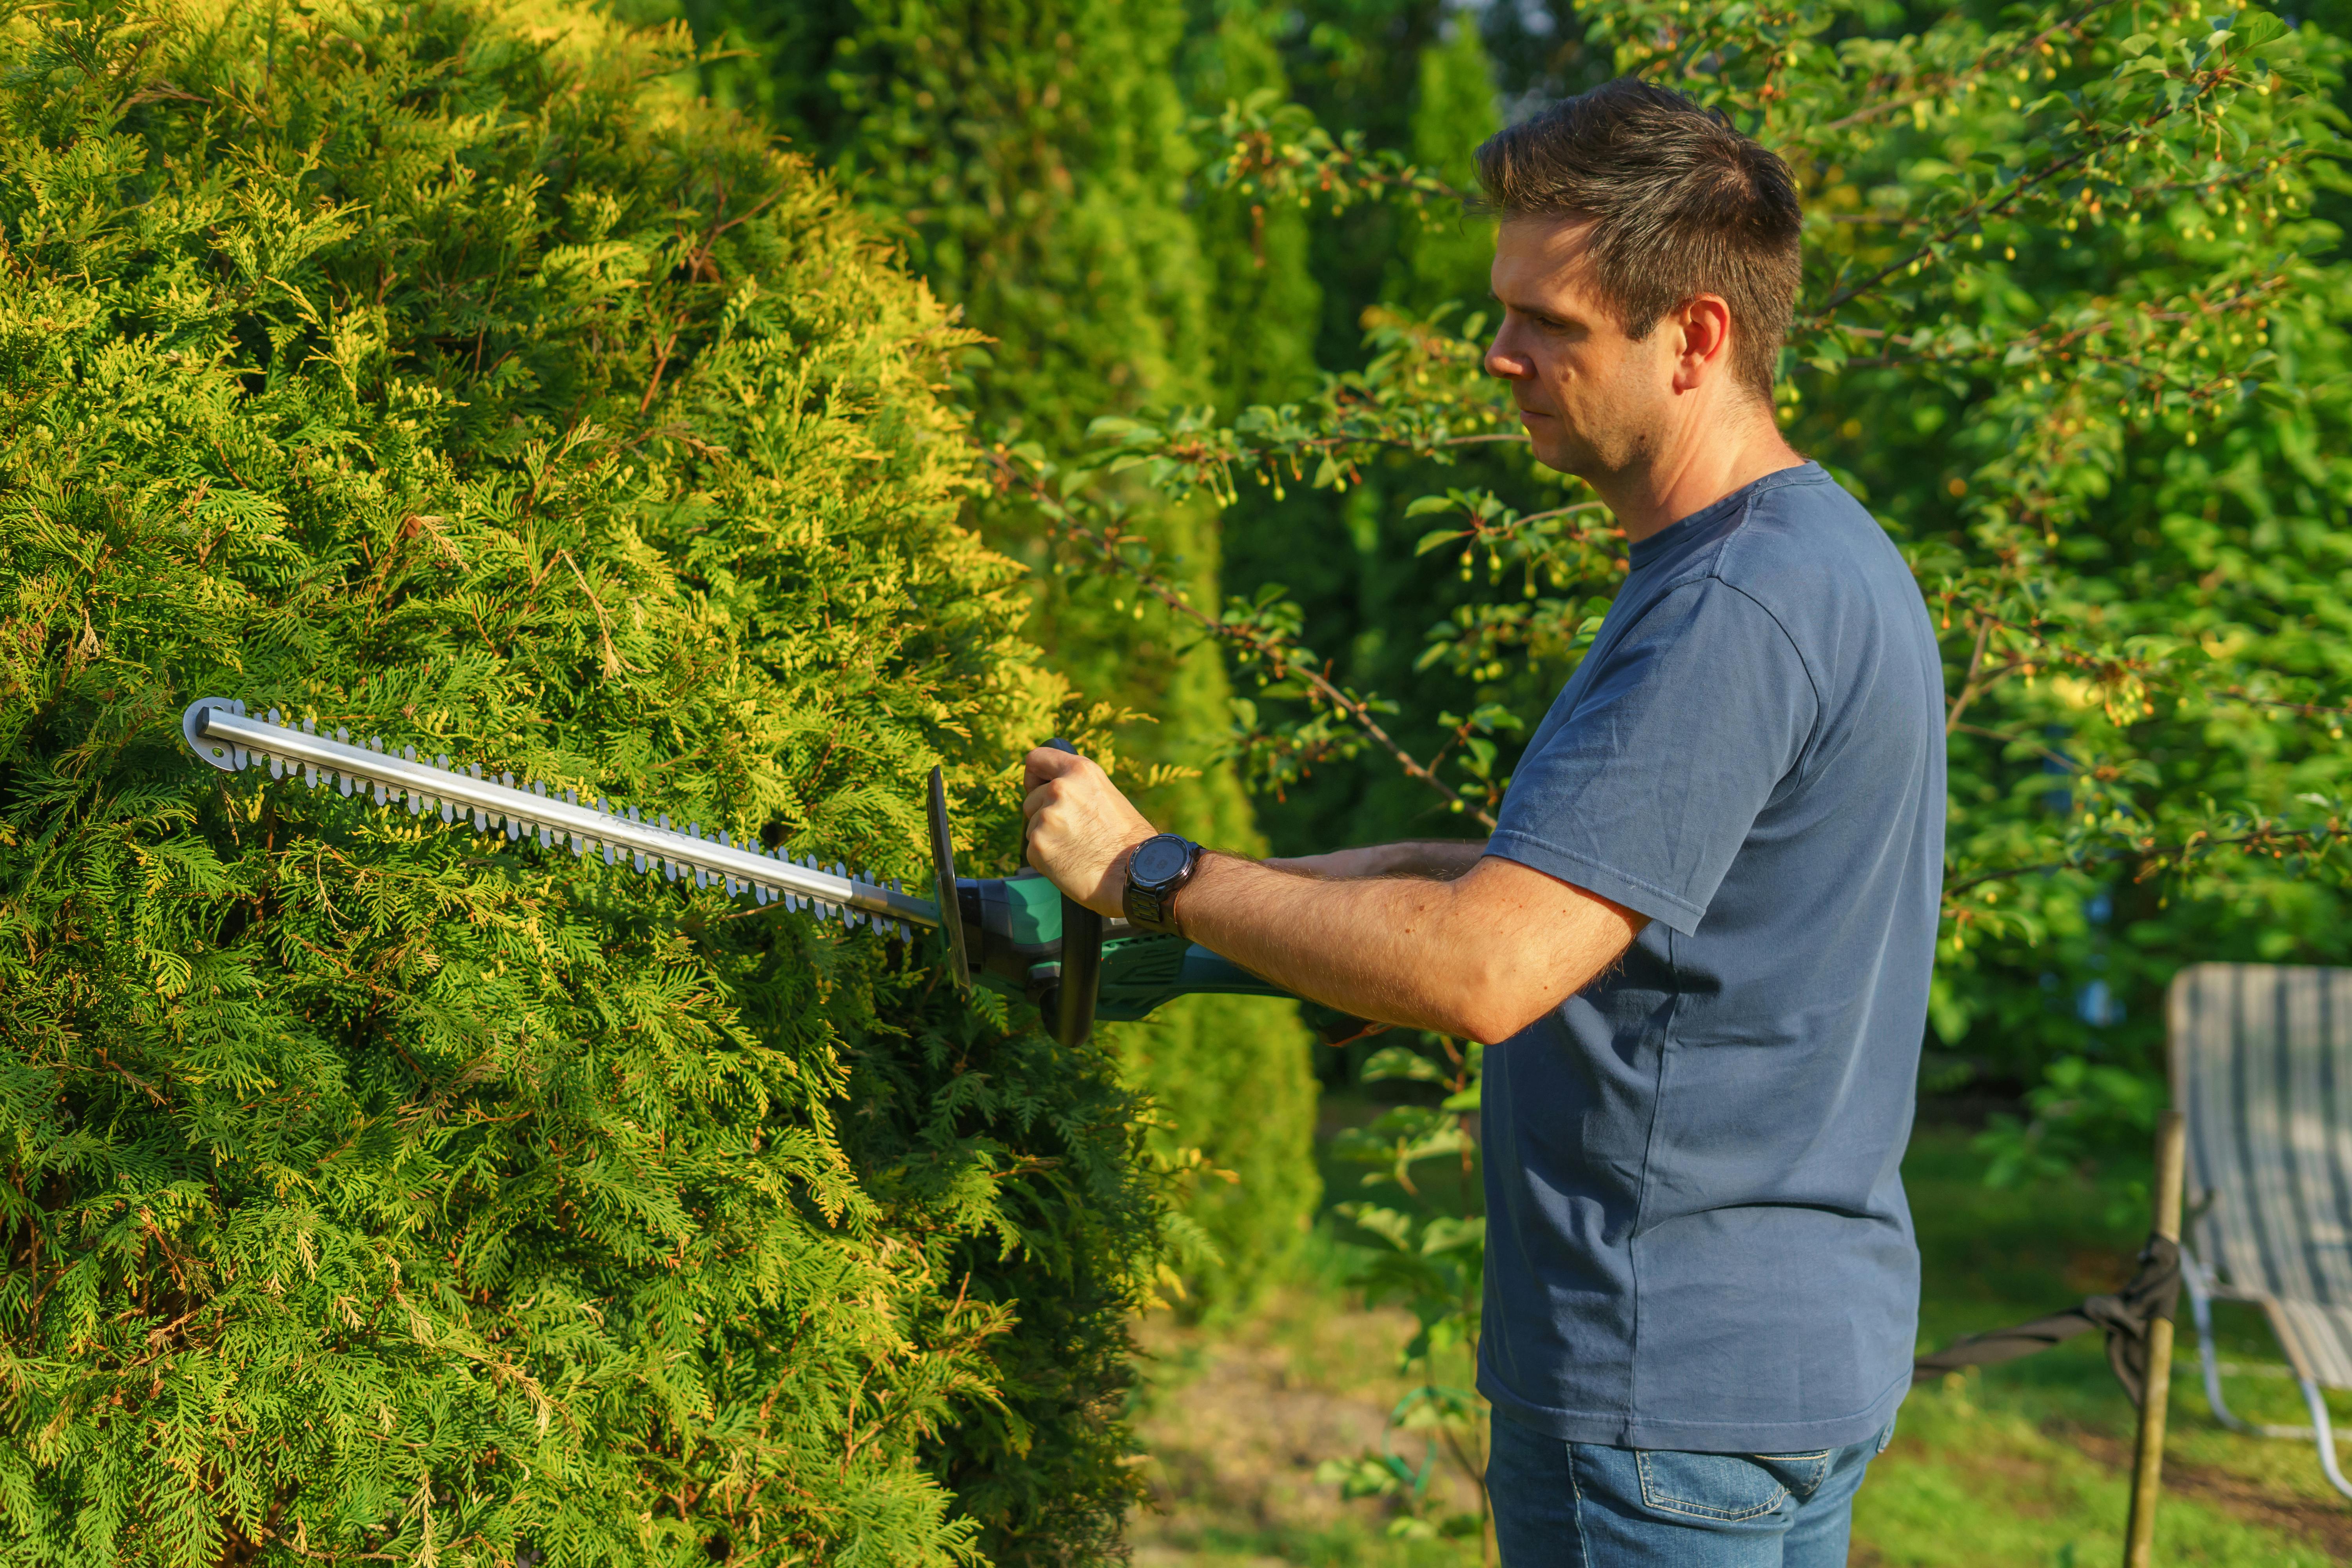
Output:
[2123, 1109, 2187, 1568]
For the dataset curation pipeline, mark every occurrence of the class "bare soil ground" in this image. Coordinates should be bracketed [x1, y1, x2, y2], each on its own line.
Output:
[1125, 1289, 1482, 1566]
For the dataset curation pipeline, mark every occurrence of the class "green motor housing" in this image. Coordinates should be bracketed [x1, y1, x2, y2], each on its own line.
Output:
[952, 873, 1371, 1041]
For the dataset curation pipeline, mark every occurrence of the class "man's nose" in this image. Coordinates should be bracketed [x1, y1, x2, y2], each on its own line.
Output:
[1484, 326, 1531, 380]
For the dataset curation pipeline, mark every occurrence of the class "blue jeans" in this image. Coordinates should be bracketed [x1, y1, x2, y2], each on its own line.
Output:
[1487, 1411, 1895, 1567]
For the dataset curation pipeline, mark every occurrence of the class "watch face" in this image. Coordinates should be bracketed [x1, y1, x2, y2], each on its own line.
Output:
[1131, 835, 1191, 887]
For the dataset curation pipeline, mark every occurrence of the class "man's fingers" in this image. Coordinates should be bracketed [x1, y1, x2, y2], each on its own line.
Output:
[1021, 778, 1064, 826]
[1022, 745, 1090, 792]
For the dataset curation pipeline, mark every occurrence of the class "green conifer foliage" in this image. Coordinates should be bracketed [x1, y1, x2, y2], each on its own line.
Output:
[1215, 5, 1517, 988]
[0, 2, 1154, 1562]
[1395, 18, 1500, 310]
[682, 0, 1321, 1309]
[1180, 2, 1327, 414]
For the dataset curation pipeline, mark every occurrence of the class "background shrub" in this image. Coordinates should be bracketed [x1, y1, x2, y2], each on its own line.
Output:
[681, 0, 1325, 1311]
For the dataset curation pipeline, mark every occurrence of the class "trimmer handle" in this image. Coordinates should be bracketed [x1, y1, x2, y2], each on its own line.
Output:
[1038, 739, 1102, 1049]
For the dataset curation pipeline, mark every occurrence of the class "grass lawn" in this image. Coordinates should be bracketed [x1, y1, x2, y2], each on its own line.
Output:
[1124, 1102, 2352, 1566]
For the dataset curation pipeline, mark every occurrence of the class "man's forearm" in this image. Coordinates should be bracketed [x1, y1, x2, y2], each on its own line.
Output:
[1262, 840, 1487, 880]
[1012, 745, 1640, 1040]
[1167, 851, 1640, 1045]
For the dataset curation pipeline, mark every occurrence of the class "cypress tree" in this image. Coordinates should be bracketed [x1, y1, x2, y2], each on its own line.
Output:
[0, 1, 1155, 1561]
[1396, 16, 1501, 310]
[1180, 1, 1327, 414]
[1182, 8, 1512, 1094]
[1220, 4, 1510, 860]
[681, 0, 1323, 1308]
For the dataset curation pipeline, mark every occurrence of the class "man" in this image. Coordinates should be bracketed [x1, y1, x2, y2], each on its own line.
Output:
[1023, 78, 1944, 1566]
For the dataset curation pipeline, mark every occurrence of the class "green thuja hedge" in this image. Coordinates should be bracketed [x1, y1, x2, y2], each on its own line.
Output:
[0, 2, 1153, 1563]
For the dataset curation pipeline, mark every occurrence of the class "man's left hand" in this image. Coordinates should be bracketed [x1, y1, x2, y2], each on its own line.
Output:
[1022, 747, 1156, 916]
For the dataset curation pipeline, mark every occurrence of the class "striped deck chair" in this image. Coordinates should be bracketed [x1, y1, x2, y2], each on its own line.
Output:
[2170, 962, 2352, 1501]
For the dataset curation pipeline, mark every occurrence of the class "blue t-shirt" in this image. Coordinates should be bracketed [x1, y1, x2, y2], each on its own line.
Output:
[1478, 461, 1945, 1455]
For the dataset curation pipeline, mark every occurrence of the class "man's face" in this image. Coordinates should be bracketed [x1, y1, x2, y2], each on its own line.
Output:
[1485, 217, 1682, 478]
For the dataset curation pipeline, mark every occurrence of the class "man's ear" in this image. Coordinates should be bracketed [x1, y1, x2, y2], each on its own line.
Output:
[1671, 294, 1737, 394]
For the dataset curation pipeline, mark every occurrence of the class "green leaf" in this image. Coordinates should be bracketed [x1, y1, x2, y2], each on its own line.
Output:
[2231, 10, 2286, 46]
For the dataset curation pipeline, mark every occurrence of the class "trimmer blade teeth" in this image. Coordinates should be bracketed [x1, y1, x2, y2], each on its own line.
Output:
[185, 701, 934, 937]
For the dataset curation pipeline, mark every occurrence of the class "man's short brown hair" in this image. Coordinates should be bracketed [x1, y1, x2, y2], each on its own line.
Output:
[1475, 78, 1803, 402]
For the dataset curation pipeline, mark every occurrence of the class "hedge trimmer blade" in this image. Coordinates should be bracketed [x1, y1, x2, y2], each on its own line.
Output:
[177, 697, 1367, 1047]
[179, 697, 939, 936]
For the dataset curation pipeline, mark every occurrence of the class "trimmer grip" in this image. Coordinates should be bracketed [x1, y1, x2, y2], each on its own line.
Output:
[1040, 738, 1101, 1049]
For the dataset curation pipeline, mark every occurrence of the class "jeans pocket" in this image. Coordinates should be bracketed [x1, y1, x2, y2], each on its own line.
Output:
[1633, 1449, 1801, 1522]
[1755, 1449, 1837, 1501]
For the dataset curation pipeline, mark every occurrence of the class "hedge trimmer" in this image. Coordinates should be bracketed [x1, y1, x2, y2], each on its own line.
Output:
[180, 697, 1368, 1047]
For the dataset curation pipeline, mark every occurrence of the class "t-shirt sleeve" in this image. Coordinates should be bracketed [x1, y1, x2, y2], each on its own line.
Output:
[1486, 579, 1818, 936]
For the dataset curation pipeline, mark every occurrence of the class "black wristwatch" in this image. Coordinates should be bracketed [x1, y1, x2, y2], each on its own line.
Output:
[1123, 833, 1202, 935]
